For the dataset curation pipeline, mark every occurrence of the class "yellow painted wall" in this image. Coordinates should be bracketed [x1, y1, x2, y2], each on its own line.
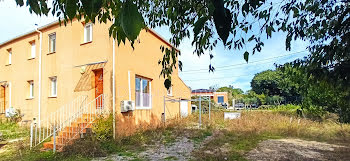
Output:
[0, 19, 191, 134]
[191, 92, 228, 105]
[114, 30, 191, 135]
[213, 92, 228, 105]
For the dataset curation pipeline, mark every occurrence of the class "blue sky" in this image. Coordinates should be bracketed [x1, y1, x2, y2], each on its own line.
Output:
[0, 1, 309, 92]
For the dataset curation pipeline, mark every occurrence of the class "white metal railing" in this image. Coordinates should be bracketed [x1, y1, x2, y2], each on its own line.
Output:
[56, 94, 108, 151]
[30, 95, 88, 148]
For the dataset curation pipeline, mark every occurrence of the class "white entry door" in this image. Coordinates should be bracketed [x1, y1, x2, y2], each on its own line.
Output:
[180, 100, 188, 117]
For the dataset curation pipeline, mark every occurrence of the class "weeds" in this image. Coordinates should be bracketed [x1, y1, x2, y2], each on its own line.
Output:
[0, 121, 29, 140]
[2, 108, 350, 161]
[191, 110, 350, 160]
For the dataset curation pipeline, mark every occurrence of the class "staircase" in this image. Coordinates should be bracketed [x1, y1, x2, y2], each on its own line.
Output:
[42, 114, 95, 150]
[30, 94, 108, 151]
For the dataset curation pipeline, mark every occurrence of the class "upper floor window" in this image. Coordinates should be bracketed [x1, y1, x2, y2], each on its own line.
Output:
[135, 76, 152, 109]
[7, 49, 12, 65]
[49, 76, 57, 97]
[30, 41, 36, 58]
[49, 33, 56, 53]
[84, 23, 93, 43]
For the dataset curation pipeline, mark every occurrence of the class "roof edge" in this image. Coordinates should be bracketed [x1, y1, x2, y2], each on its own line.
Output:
[0, 20, 179, 52]
[0, 20, 60, 47]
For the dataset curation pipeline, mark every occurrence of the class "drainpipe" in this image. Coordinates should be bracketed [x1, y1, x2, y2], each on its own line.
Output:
[35, 25, 42, 127]
[112, 18, 116, 139]
[9, 82, 11, 108]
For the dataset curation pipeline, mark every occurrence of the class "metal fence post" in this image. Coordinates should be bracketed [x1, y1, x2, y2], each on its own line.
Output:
[30, 123, 33, 148]
[53, 125, 56, 152]
[199, 96, 201, 128]
[209, 97, 211, 121]
[163, 96, 166, 123]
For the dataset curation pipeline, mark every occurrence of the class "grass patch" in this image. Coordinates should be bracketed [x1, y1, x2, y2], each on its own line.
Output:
[191, 110, 350, 160]
[164, 156, 178, 160]
[0, 121, 29, 140]
[189, 128, 213, 144]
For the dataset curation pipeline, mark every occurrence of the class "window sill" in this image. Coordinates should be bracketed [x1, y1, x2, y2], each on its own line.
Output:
[47, 52, 56, 55]
[80, 41, 92, 46]
[48, 96, 57, 98]
[5, 64, 11, 66]
[135, 106, 152, 110]
[26, 97, 34, 100]
[28, 57, 35, 60]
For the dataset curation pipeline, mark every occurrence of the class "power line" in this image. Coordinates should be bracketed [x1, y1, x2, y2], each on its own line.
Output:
[181, 58, 281, 74]
[180, 50, 306, 73]
[183, 74, 255, 81]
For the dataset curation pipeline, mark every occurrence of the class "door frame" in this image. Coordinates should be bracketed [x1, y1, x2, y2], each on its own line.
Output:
[0, 85, 5, 113]
[93, 68, 104, 109]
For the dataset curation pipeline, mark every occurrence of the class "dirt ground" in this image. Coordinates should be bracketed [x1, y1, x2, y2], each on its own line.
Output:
[94, 137, 350, 161]
[246, 138, 350, 161]
[93, 132, 215, 161]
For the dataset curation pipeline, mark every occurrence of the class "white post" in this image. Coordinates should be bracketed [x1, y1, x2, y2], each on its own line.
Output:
[209, 97, 211, 121]
[8, 82, 11, 108]
[112, 27, 116, 139]
[128, 71, 131, 100]
[232, 99, 235, 109]
[30, 123, 33, 148]
[35, 26, 42, 128]
[163, 96, 166, 122]
[199, 96, 201, 128]
[53, 125, 56, 152]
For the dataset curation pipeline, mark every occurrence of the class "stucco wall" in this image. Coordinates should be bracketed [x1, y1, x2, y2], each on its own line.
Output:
[114, 30, 191, 136]
[0, 19, 190, 134]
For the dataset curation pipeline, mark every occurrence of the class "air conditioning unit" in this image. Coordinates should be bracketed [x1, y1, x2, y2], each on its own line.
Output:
[121, 100, 135, 112]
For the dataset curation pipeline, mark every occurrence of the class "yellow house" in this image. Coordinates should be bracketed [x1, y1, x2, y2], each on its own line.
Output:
[0, 19, 191, 139]
[191, 89, 228, 106]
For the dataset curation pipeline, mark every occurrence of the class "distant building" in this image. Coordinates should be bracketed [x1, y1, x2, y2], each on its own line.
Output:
[191, 89, 228, 105]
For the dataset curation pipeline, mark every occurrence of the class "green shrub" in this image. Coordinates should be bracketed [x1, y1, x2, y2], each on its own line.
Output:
[61, 134, 107, 158]
[267, 104, 301, 116]
[92, 114, 113, 142]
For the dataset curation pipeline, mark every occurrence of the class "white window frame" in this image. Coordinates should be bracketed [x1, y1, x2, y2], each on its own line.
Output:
[167, 86, 173, 96]
[84, 23, 93, 43]
[50, 76, 57, 97]
[135, 77, 152, 109]
[8, 50, 12, 65]
[48, 33, 56, 53]
[28, 81, 34, 99]
[30, 42, 36, 58]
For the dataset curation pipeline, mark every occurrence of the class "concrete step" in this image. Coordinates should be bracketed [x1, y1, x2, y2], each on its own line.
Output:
[43, 142, 64, 150]
[70, 122, 92, 128]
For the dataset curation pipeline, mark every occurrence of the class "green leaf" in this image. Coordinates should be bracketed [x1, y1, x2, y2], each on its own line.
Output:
[244, 51, 249, 62]
[164, 78, 171, 90]
[15, 0, 24, 6]
[66, 0, 78, 19]
[193, 17, 208, 37]
[120, 0, 145, 42]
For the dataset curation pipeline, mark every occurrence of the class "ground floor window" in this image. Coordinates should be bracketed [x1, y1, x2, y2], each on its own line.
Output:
[135, 76, 151, 109]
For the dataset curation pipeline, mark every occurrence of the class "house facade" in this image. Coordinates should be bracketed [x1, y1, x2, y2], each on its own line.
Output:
[0, 20, 191, 135]
[191, 89, 228, 105]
